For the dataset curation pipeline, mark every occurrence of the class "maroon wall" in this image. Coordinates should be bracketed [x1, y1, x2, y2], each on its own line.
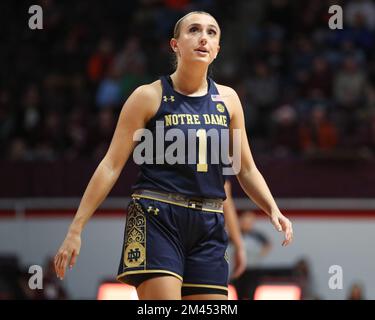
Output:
[1, 156, 374, 198]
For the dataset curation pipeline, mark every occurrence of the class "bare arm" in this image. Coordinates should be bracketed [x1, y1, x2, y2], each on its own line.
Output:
[67, 87, 157, 234]
[223, 86, 293, 247]
[55, 83, 160, 279]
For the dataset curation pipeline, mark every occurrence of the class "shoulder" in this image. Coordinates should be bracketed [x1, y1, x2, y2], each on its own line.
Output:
[132, 79, 162, 104]
[122, 79, 162, 122]
[214, 83, 242, 120]
[215, 83, 237, 97]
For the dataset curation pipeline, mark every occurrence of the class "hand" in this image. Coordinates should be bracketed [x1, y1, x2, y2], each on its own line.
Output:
[54, 231, 81, 280]
[270, 211, 293, 246]
[230, 245, 247, 280]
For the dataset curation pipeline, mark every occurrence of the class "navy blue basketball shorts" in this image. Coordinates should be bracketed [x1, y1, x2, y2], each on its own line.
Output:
[117, 195, 229, 296]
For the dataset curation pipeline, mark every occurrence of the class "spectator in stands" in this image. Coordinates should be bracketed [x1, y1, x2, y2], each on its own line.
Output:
[90, 108, 117, 159]
[305, 57, 333, 99]
[292, 36, 316, 75]
[95, 66, 122, 109]
[229, 210, 272, 300]
[112, 36, 147, 77]
[270, 104, 300, 157]
[293, 257, 316, 300]
[358, 110, 375, 154]
[7, 137, 32, 161]
[119, 58, 152, 101]
[0, 89, 15, 155]
[87, 37, 114, 83]
[347, 282, 366, 300]
[299, 105, 339, 155]
[333, 57, 366, 108]
[64, 108, 91, 159]
[39, 110, 67, 156]
[1, 0, 374, 161]
[15, 84, 43, 148]
[345, 0, 375, 30]
[245, 61, 280, 137]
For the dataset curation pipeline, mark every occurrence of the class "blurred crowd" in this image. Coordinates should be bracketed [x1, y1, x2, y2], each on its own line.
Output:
[227, 209, 367, 300]
[0, 255, 68, 300]
[1, 0, 375, 161]
[0, 252, 365, 300]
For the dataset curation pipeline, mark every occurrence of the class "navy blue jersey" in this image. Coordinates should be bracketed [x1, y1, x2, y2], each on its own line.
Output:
[132, 75, 231, 200]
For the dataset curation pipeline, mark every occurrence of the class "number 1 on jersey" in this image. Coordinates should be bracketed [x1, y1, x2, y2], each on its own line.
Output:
[196, 129, 208, 172]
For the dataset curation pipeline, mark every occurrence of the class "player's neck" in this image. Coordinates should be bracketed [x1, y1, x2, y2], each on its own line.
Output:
[170, 66, 208, 96]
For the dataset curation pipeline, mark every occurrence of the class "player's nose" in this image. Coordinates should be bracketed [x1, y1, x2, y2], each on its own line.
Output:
[199, 37, 207, 46]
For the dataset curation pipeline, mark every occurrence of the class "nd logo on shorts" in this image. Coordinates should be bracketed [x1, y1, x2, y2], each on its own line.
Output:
[123, 200, 146, 268]
[125, 242, 146, 267]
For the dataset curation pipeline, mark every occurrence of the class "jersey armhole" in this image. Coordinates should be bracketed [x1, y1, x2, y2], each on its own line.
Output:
[144, 79, 165, 127]
[213, 82, 233, 122]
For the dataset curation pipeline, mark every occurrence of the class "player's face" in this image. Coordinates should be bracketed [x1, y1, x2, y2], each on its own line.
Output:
[172, 14, 221, 66]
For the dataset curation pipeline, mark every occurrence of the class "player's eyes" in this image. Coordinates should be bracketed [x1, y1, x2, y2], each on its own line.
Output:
[189, 26, 217, 36]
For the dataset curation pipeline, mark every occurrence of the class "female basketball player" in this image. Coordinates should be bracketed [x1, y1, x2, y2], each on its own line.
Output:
[54, 11, 293, 300]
